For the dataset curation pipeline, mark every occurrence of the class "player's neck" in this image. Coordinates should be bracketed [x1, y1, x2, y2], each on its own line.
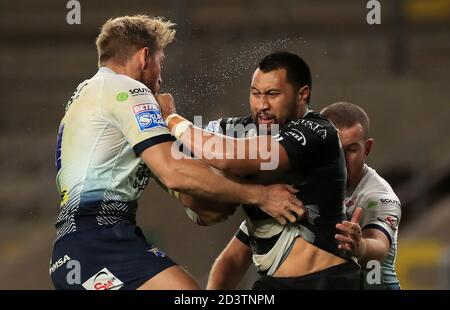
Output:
[102, 62, 140, 81]
[297, 105, 309, 119]
[347, 164, 368, 194]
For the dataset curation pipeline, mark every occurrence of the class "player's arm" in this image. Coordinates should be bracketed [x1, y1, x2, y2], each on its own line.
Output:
[335, 209, 390, 264]
[141, 141, 303, 225]
[167, 115, 289, 175]
[207, 226, 252, 289]
[157, 94, 290, 175]
[103, 80, 303, 224]
[158, 94, 330, 176]
[152, 173, 238, 226]
[336, 201, 399, 265]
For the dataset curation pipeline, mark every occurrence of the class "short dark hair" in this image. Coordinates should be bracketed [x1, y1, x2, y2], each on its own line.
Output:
[320, 102, 370, 138]
[258, 51, 312, 102]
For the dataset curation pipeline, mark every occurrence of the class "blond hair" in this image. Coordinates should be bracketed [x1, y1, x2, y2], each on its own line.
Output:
[95, 15, 176, 66]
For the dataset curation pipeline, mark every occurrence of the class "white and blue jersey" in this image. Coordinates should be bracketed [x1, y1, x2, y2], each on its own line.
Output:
[55, 67, 173, 239]
[50, 67, 177, 290]
[344, 164, 401, 286]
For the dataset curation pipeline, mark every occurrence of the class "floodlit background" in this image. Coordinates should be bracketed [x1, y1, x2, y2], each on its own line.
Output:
[0, 0, 449, 289]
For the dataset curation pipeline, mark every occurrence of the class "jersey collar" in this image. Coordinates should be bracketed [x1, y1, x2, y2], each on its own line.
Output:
[98, 66, 116, 74]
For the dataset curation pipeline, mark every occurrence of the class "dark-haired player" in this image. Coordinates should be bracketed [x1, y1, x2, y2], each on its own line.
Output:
[158, 52, 362, 289]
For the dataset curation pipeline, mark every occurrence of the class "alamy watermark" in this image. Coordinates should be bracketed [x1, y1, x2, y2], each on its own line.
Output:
[366, 260, 382, 285]
[66, 0, 81, 25]
[170, 116, 281, 171]
[366, 0, 381, 25]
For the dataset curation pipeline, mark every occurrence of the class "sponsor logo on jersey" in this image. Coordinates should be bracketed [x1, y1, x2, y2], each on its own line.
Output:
[380, 198, 401, 208]
[148, 247, 166, 258]
[344, 197, 355, 208]
[300, 119, 327, 139]
[49, 255, 71, 274]
[284, 128, 306, 146]
[116, 92, 129, 102]
[289, 119, 327, 139]
[377, 215, 399, 230]
[82, 268, 123, 290]
[132, 103, 165, 132]
[367, 200, 378, 209]
[133, 163, 151, 190]
[129, 88, 152, 96]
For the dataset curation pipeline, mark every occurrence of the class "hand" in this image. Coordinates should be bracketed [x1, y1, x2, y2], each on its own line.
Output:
[335, 207, 366, 258]
[156, 93, 177, 120]
[258, 184, 305, 225]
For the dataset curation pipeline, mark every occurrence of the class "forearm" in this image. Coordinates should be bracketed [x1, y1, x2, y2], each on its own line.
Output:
[169, 116, 279, 175]
[165, 157, 263, 205]
[359, 237, 389, 266]
[182, 127, 262, 172]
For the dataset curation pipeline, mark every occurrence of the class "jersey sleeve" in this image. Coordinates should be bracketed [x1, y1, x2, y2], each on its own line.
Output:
[101, 77, 174, 156]
[235, 221, 250, 246]
[360, 194, 401, 245]
[275, 118, 335, 171]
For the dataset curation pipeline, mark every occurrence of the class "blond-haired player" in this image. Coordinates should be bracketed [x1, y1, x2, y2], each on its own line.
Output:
[50, 15, 302, 290]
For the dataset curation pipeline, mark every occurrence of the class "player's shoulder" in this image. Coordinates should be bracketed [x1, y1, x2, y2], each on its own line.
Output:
[358, 166, 401, 209]
[285, 110, 337, 139]
[280, 110, 339, 149]
[97, 67, 153, 98]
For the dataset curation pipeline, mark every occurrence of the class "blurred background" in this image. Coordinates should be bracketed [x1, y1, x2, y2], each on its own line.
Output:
[0, 0, 449, 289]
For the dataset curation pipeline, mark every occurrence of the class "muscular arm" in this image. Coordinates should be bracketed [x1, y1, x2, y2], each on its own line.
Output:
[176, 126, 290, 175]
[207, 237, 253, 290]
[151, 170, 239, 225]
[141, 141, 303, 224]
[359, 228, 390, 266]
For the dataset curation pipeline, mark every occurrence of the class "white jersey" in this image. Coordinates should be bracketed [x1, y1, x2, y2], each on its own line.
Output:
[344, 164, 401, 284]
[55, 67, 173, 239]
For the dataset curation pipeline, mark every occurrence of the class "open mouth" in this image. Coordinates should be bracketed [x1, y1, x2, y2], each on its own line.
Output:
[257, 114, 275, 125]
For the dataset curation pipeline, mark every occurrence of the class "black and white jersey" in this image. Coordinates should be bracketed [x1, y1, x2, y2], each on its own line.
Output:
[205, 111, 348, 275]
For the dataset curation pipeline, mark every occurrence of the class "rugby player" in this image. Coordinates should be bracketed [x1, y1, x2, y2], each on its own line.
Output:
[321, 102, 402, 290]
[50, 16, 303, 290]
[158, 52, 362, 289]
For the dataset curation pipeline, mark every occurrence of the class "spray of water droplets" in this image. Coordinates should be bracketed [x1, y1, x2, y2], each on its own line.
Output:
[162, 37, 306, 120]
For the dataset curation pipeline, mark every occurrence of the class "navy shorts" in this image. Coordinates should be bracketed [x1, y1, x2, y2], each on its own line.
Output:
[50, 221, 176, 290]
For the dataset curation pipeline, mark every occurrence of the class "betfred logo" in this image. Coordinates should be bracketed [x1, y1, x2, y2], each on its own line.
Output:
[82, 268, 123, 290]
[132, 103, 165, 132]
[132, 103, 157, 114]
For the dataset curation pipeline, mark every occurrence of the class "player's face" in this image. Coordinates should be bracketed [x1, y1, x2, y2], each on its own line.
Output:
[338, 124, 373, 190]
[250, 68, 299, 130]
[142, 49, 165, 95]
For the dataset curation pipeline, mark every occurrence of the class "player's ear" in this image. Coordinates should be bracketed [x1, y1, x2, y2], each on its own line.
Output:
[140, 47, 150, 70]
[297, 85, 310, 105]
[365, 138, 374, 157]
